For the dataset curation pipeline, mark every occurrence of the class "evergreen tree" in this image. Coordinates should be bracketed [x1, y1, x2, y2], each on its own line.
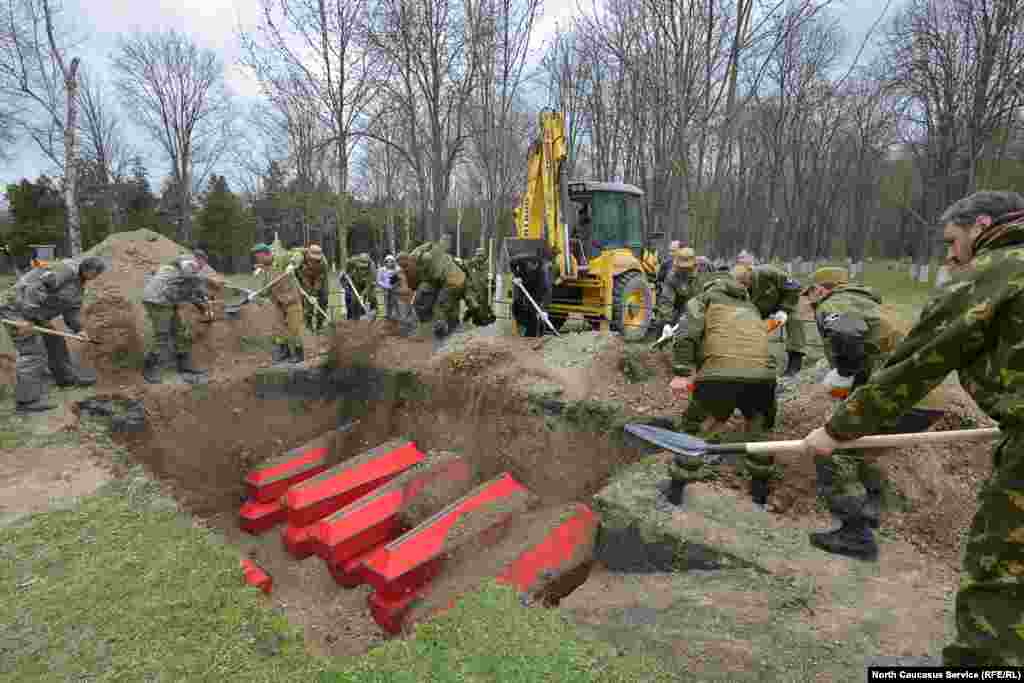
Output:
[3, 177, 66, 263]
[197, 174, 256, 272]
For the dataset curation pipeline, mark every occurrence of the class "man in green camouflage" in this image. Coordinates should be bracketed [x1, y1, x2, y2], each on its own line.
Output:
[397, 235, 469, 339]
[804, 266, 895, 559]
[734, 263, 806, 376]
[292, 244, 330, 331]
[802, 190, 1024, 666]
[655, 246, 700, 330]
[252, 243, 305, 364]
[460, 247, 496, 328]
[342, 252, 376, 320]
[668, 269, 779, 506]
[0, 256, 104, 413]
[141, 251, 214, 384]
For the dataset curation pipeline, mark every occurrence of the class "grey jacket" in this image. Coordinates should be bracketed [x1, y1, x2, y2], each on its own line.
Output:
[142, 255, 210, 306]
[0, 259, 85, 331]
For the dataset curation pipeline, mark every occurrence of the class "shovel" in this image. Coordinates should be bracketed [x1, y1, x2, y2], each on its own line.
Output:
[625, 422, 1002, 506]
[511, 276, 559, 336]
[624, 423, 1002, 465]
[2, 318, 101, 344]
[224, 270, 292, 319]
[342, 272, 375, 321]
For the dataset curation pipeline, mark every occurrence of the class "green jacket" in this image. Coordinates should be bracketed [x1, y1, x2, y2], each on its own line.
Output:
[813, 284, 884, 380]
[291, 249, 329, 299]
[656, 267, 698, 322]
[410, 241, 465, 290]
[344, 254, 376, 306]
[827, 213, 1024, 440]
[673, 276, 777, 382]
[748, 264, 805, 353]
[0, 259, 84, 331]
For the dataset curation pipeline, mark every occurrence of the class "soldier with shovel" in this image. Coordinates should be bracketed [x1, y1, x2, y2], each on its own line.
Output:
[251, 243, 306, 364]
[0, 256, 105, 413]
[799, 190, 1024, 666]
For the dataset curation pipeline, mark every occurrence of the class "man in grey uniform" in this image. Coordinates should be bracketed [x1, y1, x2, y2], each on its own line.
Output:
[141, 251, 214, 384]
[0, 256, 105, 413]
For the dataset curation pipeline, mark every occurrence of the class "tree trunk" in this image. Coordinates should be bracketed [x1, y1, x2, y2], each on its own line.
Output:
[64, 58, 82, 256]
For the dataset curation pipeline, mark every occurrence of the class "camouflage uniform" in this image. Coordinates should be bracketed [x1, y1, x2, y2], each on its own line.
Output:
[460, 249, 496, 327]
[141, 254, 210, 382]
[293, 248, 330, 331]
[403, 241, 467, 338]
[0, 260, 91, 407]
[656, 267, 698, 325]
[260, 245, 304, 362]
[342, 253, 376, 320]
[823, 212, 1024, 665]
[669, 274, 778, 495]
[746, 264, 806, 373]
[810, 281, 890, 555]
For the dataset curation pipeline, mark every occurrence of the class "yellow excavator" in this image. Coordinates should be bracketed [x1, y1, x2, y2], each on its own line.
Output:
[506, 110, 662, 340]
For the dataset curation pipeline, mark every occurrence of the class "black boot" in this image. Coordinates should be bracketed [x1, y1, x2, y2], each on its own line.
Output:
[176, 352, 207, 376]
[271, 344, 290, 363]
[16, 400, 57, 414]
[290, 347, 305, 364]
[809, 519, 878, 560]
[862, 490, 882, 529]
[143, 353, 163, 384]
[750, 478, 770, 507]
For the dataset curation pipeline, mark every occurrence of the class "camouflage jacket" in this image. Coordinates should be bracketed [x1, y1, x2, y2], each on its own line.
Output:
[410, 242, 466, 290]
[656, 267, 698, 322]
[813, 285, 884, 379]
[292, 250, 329, 299]
[343, 254, 376, 305]
[748, 264, 805, 353]
[257, 248, 301, 306]
[142, 255, 210, 307]
[827, 212, 1024, 440]
[673, 276, 776, 382]
[0, 259, 85, 331]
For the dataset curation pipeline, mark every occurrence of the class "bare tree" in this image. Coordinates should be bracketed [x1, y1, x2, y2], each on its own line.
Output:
[365, 0, 486, 240]
[469, 0, 540, 248]
[0, 0, 83, 254]
[112, 29, 233, 244]
[239, 0, 381, 262]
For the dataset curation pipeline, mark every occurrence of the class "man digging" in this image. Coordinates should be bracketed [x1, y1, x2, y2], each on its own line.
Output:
[654, 246, 700, 334]
[799, 190, 1024, 666]
[251, 243, 305, 364]
[141, 251, 215, 385]
[668, 268, 779, 507]
[293, 244, 330, 332]
[0, 256, 104, 413]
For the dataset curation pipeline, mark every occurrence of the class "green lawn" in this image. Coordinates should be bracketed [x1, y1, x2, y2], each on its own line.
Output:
[0, 471, 668, 682]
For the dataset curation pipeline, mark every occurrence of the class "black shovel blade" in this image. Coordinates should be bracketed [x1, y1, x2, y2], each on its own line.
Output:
[624, 424, 718, 461]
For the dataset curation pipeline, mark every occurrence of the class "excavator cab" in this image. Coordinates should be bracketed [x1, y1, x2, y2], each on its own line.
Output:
[567, 182, 645, 265]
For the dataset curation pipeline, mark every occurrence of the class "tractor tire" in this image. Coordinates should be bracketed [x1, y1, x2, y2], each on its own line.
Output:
[612, 271, 654, 342]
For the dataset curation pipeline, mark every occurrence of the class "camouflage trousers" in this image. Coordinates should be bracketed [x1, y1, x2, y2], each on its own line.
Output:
[302, 293, 329, 331]
[9, 320, 76, 405]
[271, 301, 304, 352]
[413, 282, 463, 328]
[671, 388, 780, 485]
[813, 452, 884, 521]
[143, 302, 192, 361]
[942, 432, 1024, 666]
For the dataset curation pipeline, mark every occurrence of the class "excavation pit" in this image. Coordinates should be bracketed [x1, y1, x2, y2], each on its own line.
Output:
[108, 356, 651, 657]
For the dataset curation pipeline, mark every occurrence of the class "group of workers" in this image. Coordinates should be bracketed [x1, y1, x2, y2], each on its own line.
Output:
[5, 189, 1024, 664]
[655, 190, 1024, 666]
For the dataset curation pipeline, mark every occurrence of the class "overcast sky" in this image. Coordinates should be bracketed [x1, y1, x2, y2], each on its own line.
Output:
[0, 0, 894, 206]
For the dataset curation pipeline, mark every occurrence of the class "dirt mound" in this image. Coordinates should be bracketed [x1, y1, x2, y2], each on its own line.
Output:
[72, 229, 278, 377]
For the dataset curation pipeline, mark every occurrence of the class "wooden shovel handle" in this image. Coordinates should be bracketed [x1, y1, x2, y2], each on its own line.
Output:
[1, 318, 98, 343]
[745, 427, 1002, 456]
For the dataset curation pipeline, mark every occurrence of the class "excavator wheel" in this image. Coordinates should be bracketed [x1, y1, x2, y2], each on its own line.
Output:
[612, 271, 654, 342]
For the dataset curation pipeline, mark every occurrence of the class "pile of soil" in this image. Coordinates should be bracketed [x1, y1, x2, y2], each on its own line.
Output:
[72, 229, 278, 380]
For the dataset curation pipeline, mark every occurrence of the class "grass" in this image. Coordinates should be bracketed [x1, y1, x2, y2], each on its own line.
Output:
[0, 470, 670, 682]
[0, 473, 327, 682]
[323, 582, 671, 683]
